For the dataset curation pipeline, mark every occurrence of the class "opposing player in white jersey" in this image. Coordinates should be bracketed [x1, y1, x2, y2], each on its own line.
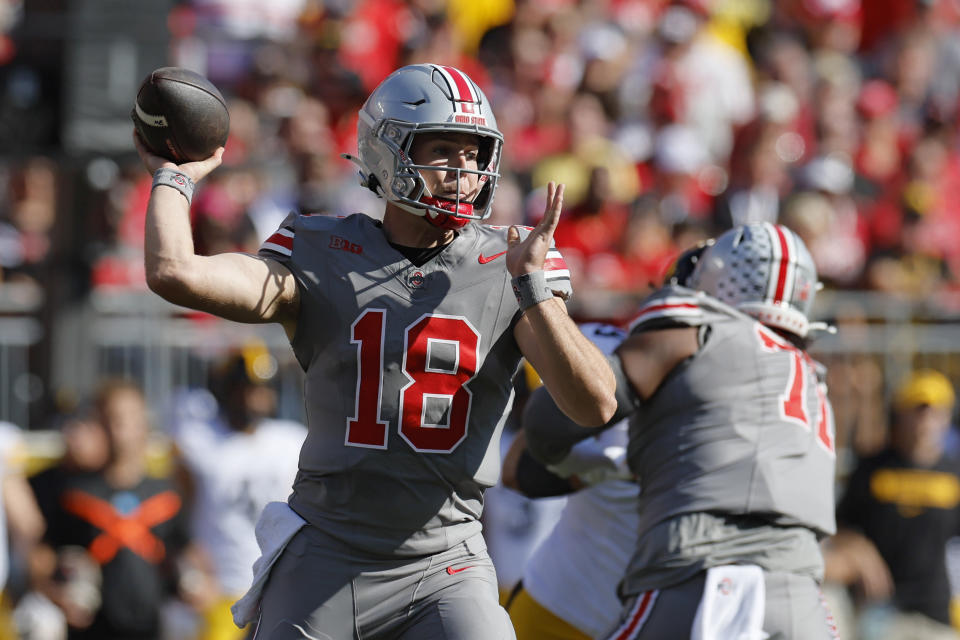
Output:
[166, 348, 306, 640]
[523, 224, 839, 639]
[134, 63, 616, 640]
[501, 322, 638, 640]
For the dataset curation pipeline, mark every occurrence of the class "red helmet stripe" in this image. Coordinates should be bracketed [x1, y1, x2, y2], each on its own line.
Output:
[771, 224, 791, 303]
[441, 65, 476, 103]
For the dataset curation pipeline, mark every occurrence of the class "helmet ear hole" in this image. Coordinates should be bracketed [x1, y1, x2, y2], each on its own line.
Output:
[665, 239, 714, 287]
[365, 175, 382, 197]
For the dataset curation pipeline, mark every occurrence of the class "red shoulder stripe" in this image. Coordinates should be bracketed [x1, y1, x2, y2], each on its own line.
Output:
[265, 232, 293, 250]
[543, 256, 568, 272]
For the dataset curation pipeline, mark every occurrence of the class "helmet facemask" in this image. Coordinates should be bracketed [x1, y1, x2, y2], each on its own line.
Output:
[376, 118, 501, 225]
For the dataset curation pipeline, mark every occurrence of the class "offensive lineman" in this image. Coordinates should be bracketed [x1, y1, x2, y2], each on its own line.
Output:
[499, 248, 712, 639]
[522, 223, 839, 639]
[134, 63, 616, 639]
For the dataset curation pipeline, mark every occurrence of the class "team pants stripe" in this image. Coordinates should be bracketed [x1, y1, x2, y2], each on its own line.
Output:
[818, 589, 840, 639]
[607, 590, 658, 640]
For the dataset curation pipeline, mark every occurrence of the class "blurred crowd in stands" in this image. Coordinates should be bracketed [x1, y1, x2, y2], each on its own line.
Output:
[1, 0, 960, 637]
[4, 0, 960, 306]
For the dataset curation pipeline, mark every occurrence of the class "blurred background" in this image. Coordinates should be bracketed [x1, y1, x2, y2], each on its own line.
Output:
[1, 0, 960, 638]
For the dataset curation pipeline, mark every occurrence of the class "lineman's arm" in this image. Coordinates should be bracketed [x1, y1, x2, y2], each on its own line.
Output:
[501, 430, 576, 497]
[508, 183, 616, 426]
[135, 133, 299, 336]
[520, 326, 700, 467]
[503, 396, 630, 497]
[614, 326, 700, 402]
[519, 385, 609, 468]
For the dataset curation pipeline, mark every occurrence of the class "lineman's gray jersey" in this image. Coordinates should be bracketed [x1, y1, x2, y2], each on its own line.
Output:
[621, 285, 836, 592]
[259, 212, 571, 557]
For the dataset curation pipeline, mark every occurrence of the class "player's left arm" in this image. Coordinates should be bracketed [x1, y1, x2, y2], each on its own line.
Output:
[509, 182, 616, 427]
[514, 302, 616, 426]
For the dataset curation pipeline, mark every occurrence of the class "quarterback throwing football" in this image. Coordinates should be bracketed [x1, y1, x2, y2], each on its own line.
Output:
[134, 64, 616, 639]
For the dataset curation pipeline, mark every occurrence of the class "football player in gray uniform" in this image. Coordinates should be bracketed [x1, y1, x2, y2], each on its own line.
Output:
[133, 63, 616, 640]
[521, 223, 839, 640]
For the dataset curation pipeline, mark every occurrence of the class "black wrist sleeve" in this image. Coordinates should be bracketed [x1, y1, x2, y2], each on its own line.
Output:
[515, 449, 576, 497]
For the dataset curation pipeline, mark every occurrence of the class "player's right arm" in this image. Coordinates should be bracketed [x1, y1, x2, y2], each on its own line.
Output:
[135, 133, 299, 335]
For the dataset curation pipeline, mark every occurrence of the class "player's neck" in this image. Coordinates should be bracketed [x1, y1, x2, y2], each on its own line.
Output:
[381, 205, 456, 248]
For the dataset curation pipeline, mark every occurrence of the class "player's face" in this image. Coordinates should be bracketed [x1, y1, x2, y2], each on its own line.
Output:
[409, 133, 481, 204]
[99, 388, 150, 461]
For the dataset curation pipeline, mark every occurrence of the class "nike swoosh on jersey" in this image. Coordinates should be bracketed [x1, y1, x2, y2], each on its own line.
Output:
[446, 565, 474, 575]
[478, 250, 507, 264]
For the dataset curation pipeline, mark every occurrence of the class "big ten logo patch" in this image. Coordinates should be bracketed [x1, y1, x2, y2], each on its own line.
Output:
[329, 235, 363, 254]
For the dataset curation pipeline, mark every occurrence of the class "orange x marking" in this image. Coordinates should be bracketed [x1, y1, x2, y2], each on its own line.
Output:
[61, 489, 182, 564]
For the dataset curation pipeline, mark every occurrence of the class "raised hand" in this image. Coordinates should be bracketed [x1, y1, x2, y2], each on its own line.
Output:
[133, 130, 223, 184]
[506, 181, 564, 277]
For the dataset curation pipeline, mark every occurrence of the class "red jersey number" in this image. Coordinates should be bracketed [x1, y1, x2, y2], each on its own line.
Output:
[756, 325, 834, 454]
[346, 311, 480, 454]
[346, 309, 390, 448]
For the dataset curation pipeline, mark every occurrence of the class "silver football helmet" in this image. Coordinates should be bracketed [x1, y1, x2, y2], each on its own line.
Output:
[687, 223, 820, 338]
[343, 64, 503, 229]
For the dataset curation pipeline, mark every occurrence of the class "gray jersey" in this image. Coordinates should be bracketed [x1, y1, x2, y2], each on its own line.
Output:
[621, 285, 836, 592]
[260, 213, 571, 557]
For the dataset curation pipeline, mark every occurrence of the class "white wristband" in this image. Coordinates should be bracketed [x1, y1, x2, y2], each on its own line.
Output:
[511, 270, 554, 311]
[152, 168, 195, 205]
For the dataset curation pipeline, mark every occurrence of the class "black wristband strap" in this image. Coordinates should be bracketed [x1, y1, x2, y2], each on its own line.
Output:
[516, 450, 576, 497]
[152, 167, 195, 204]
[511, 270, 553, 311]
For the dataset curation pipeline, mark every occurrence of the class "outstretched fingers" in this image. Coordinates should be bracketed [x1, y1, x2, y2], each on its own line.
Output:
[505, 181, 565, 276]
[538, 181, 564, 236]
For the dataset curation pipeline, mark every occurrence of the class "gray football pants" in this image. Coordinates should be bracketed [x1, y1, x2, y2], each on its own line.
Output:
[600, 569, 838, 640]
[252, 524, 516, 640]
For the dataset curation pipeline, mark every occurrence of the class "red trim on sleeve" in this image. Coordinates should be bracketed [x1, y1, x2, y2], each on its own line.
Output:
[543, 256, 568, 272]
[265, 232, 293, 251]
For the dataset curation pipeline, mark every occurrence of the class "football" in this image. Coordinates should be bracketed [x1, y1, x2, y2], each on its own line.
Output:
[131, 67, 230, 163]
